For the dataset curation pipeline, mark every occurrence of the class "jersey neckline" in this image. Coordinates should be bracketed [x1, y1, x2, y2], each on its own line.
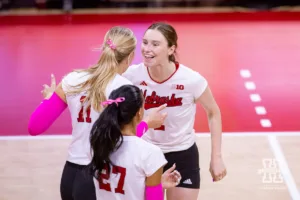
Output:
[146, 62, 180, 84]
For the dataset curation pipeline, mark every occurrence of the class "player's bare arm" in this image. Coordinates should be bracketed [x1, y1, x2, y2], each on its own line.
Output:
[195, 86, 227, 182]
[145, 167, 164, 200]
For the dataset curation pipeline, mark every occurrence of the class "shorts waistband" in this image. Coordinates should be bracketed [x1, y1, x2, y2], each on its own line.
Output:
[66, 161, 88, 170]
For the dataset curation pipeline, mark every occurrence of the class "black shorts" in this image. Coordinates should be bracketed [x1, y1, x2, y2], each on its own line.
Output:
[60, 161, 96, 200]
[163, 143, 200, 189]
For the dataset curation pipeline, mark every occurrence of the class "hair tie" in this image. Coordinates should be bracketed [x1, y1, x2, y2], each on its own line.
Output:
[106, 39, 116, 50]
[101, 97, 125, 106]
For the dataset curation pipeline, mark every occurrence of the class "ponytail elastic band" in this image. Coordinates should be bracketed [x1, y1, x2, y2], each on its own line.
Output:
[102, 97, 125, 106]
[106, 39, 116, 50]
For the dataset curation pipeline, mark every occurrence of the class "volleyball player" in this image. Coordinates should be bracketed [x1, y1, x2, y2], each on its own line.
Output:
[122, 22, 227, 200]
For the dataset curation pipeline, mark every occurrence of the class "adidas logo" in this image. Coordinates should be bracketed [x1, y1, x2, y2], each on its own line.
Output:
[183, 179, 192, 184]
[140, 81, 147, 86]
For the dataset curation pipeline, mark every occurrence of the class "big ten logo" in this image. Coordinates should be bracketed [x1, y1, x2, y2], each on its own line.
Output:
[172, 84, 184, 90]
[257, 158, 283, 184]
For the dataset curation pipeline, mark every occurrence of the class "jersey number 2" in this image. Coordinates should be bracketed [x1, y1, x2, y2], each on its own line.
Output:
[99, 164, 126, 195]
[77, 96, 91, 123]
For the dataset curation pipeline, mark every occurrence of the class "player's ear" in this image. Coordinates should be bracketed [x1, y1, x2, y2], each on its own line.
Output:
[168, 45, 175, 56]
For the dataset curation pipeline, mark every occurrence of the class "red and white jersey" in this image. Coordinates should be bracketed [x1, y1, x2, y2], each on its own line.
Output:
[94, 136, 167, 200]
[123, 62, 208, 153]
[62, 71, 132, 165]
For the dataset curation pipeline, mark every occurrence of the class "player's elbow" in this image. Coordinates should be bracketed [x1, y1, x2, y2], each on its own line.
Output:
[206, 105, 221, 119]
[28, 126, 43, 136]
[28, 119, 46, 136]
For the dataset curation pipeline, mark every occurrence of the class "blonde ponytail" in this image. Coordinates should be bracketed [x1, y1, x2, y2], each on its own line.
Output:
[65, 26, 137, 112]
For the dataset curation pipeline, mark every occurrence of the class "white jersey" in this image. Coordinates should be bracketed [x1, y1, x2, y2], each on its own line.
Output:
[62, 71, 132, 165]
[93, 136, 167, 200]
[123, 62, 208, 153]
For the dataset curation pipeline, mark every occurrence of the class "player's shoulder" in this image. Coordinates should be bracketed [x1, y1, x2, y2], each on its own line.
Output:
[136, 137, 162, 154]
[113, 74, 133, 85]
[122, 63, 145, 76]
[122, 137, 162, 156]
[129, 63, 145, 71]
[108, 74, 132, 89]
[63, 70, 89, 83]
[122, 63, 146, 83]
[178, 63, 207, 81]
[105, 74, 133, 98]
[178, 63, 202, 76]
[61, 70, 90, 91]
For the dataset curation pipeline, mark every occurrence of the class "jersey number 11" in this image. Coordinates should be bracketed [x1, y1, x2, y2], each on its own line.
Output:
[77, 96, 92, 123]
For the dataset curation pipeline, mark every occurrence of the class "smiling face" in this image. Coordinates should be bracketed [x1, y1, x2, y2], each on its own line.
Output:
[141, 23, 178, 68]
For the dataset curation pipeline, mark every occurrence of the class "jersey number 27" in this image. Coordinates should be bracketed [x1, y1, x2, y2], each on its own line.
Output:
[99, 164, 126, 195]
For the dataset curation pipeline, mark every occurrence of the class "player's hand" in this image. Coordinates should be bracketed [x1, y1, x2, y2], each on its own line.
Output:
[41, 74, 56, 99]
[209, 155, 227, 182]
[144, 104, 168, 129]
[161, 164, 181, 189]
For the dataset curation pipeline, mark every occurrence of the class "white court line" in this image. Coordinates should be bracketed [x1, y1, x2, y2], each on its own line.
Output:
[195, 132, 300, 137]
[268, 135, 300, 200]
[0, 135, 73, 140]
[1, 132, 300, 140]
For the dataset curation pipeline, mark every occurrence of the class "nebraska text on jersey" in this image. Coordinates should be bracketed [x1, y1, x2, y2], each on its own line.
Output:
[143, 90, 183, 109]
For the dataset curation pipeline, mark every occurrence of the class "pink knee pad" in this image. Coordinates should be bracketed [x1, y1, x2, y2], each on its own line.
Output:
[146, 184, 163, 200]
[28, 92, 67, 135]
